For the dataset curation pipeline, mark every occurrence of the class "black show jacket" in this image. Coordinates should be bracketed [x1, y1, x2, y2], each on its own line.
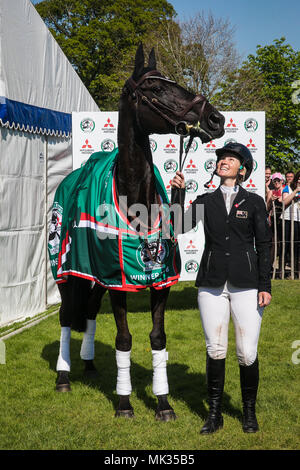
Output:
[174, 186, 272, 293]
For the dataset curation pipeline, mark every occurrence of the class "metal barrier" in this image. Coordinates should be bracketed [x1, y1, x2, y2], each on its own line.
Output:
[271, 200, 299, 279]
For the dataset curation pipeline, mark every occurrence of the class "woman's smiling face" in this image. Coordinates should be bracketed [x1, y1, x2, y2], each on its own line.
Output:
[216, 154, 241, 179]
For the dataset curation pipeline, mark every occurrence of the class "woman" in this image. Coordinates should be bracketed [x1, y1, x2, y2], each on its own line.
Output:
[171, 142, 272, 434]
[266, 173, 284, 276]
[282, 171, 300, 277]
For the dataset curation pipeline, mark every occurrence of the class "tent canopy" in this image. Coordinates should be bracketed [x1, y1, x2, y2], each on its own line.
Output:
[0, 0, 100, 326]
[0, 0, 99, 136]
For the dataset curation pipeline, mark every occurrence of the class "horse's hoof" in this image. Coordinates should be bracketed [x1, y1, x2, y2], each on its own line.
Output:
[56, 383, 71, 392]
[155, 409, 177, 422]
[115, 409, 135, 419]
[56, 371, 71, 392]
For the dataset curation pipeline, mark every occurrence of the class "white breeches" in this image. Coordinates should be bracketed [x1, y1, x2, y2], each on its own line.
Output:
[197, 282, 264, 366]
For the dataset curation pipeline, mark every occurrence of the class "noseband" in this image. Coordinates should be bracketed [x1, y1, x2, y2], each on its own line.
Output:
[126, 71, 207, 138]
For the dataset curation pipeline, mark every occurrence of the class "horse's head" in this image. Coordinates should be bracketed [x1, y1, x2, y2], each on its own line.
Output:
[123, 44, 225, 143]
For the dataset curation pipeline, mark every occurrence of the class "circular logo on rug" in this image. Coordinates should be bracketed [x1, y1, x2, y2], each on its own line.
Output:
[136, 239, 169, 270]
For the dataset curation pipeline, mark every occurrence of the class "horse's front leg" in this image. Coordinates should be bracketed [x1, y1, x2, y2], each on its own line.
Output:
[109, 290, 134, 418]
[150, 286, 176, 421]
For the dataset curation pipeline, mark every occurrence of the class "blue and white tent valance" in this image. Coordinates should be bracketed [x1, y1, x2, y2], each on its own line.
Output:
[0, 96, 72, 137]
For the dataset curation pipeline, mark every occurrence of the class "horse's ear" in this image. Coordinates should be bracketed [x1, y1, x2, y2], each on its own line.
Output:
[133, 43, 145, 79]
[148, 48, 156, 70]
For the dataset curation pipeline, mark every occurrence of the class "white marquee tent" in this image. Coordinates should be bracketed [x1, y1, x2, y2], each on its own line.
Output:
[0, 0, 100, 326]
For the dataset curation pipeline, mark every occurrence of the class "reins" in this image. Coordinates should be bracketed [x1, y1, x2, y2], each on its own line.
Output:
[124, 70, 207, 263]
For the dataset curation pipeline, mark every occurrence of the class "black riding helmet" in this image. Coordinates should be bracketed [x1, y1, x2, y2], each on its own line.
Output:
[215, 142, 253, 181]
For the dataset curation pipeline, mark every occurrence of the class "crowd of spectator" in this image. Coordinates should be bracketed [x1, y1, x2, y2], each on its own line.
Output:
[265, 167, 300, 278]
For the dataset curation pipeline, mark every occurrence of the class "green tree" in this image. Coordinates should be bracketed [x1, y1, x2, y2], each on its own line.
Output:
[145, 11, 239, 100]
[214, 38, 300, 171]
[35, 0, 175, 110]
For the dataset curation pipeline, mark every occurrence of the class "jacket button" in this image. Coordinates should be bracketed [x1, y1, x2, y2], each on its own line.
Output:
[225, 252, 230, 256]
[225, 236, 229, 240]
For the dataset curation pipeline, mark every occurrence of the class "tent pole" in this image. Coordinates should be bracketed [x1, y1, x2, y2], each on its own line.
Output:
[44, 136, 48, 310]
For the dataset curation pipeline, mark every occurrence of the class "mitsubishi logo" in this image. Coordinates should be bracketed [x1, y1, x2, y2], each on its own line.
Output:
[104, 118, 114, 128]
[227, 118, 236, 127]
[166, 139, 176, 149]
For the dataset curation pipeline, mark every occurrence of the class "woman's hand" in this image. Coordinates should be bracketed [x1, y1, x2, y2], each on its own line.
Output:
[258, 291, 272, 307]
[171, 171, 185, 189]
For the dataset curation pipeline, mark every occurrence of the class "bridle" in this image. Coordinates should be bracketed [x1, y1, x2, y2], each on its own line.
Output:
[126, 70, 209, 172]
[126, 70, 207, 138]
[124, 70, 209, 263]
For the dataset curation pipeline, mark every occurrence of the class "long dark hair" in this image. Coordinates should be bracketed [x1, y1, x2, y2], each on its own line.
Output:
[291, 171, 300, 191]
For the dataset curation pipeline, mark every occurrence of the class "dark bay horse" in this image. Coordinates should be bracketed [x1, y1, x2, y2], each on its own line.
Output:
[53, 44, 225, 420]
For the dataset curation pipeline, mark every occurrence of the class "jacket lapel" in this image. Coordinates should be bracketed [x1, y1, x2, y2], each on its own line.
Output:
[211, 187, 228, 218]
[229, 186, 249, 216]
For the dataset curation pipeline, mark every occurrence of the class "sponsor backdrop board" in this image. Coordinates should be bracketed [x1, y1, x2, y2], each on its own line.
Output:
[72, 111, 265, 281]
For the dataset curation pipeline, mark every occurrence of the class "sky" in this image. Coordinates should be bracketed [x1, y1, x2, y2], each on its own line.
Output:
[30, 0, 299, 60]
[169, 0, 300, 60]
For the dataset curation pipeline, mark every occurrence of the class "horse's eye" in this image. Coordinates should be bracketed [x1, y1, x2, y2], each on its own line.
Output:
[152, 86, 162, 94]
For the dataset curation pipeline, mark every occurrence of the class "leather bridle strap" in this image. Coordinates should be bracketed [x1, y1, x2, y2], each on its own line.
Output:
[126, 72, 207, 133]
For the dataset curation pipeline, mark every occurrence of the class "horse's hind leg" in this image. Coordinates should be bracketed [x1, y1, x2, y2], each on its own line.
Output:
[55, 281, 73, 391]
[150, 286, 176, 421]
[109, 290, 134, 418]
[55, 278, 106, 391]
[80, 284, 107, 376]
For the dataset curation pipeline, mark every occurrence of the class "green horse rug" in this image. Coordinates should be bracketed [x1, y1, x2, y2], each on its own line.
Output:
[48, 149, 181, 292]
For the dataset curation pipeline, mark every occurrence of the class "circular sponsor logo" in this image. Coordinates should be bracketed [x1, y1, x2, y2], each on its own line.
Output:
[253, 159, 258, 171]
[101, 139, 116, 152]
[244, 118, 258, 132]
[185, 260, 199, 273]
[80, 118, 95, 133]
[184, 139, 198, 152]
[185, 179, 198, 193]
[164, 159, 178, 173]
[150, 138, 157, 153]
[136, 239, 169, 271]
[224, 138, 237, 145]
[204, 158, 216, 173]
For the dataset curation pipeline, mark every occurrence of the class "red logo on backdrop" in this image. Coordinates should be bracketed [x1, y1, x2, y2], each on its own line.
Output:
[246, 179, 256, 188]
[227, 118, 236, 128]
[186, 240, 196, 249]
[186, 159, 196, 169]
[81, 139, 92, 149]
[206, 141, 216, 148]
[104, 118, 114, 128]
[166, 179, 173, 190]
[166, 139, 176, 149]
[207, 181, 216, 188]
[247, 138, 256, 148]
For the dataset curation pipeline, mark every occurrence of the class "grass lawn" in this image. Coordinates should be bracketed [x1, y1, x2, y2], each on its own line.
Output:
[0, 280, 299, 451]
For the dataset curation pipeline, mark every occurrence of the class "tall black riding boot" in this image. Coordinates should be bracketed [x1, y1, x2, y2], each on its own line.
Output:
[239, 357, 259, 433]
[200, 354, 225, 435]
